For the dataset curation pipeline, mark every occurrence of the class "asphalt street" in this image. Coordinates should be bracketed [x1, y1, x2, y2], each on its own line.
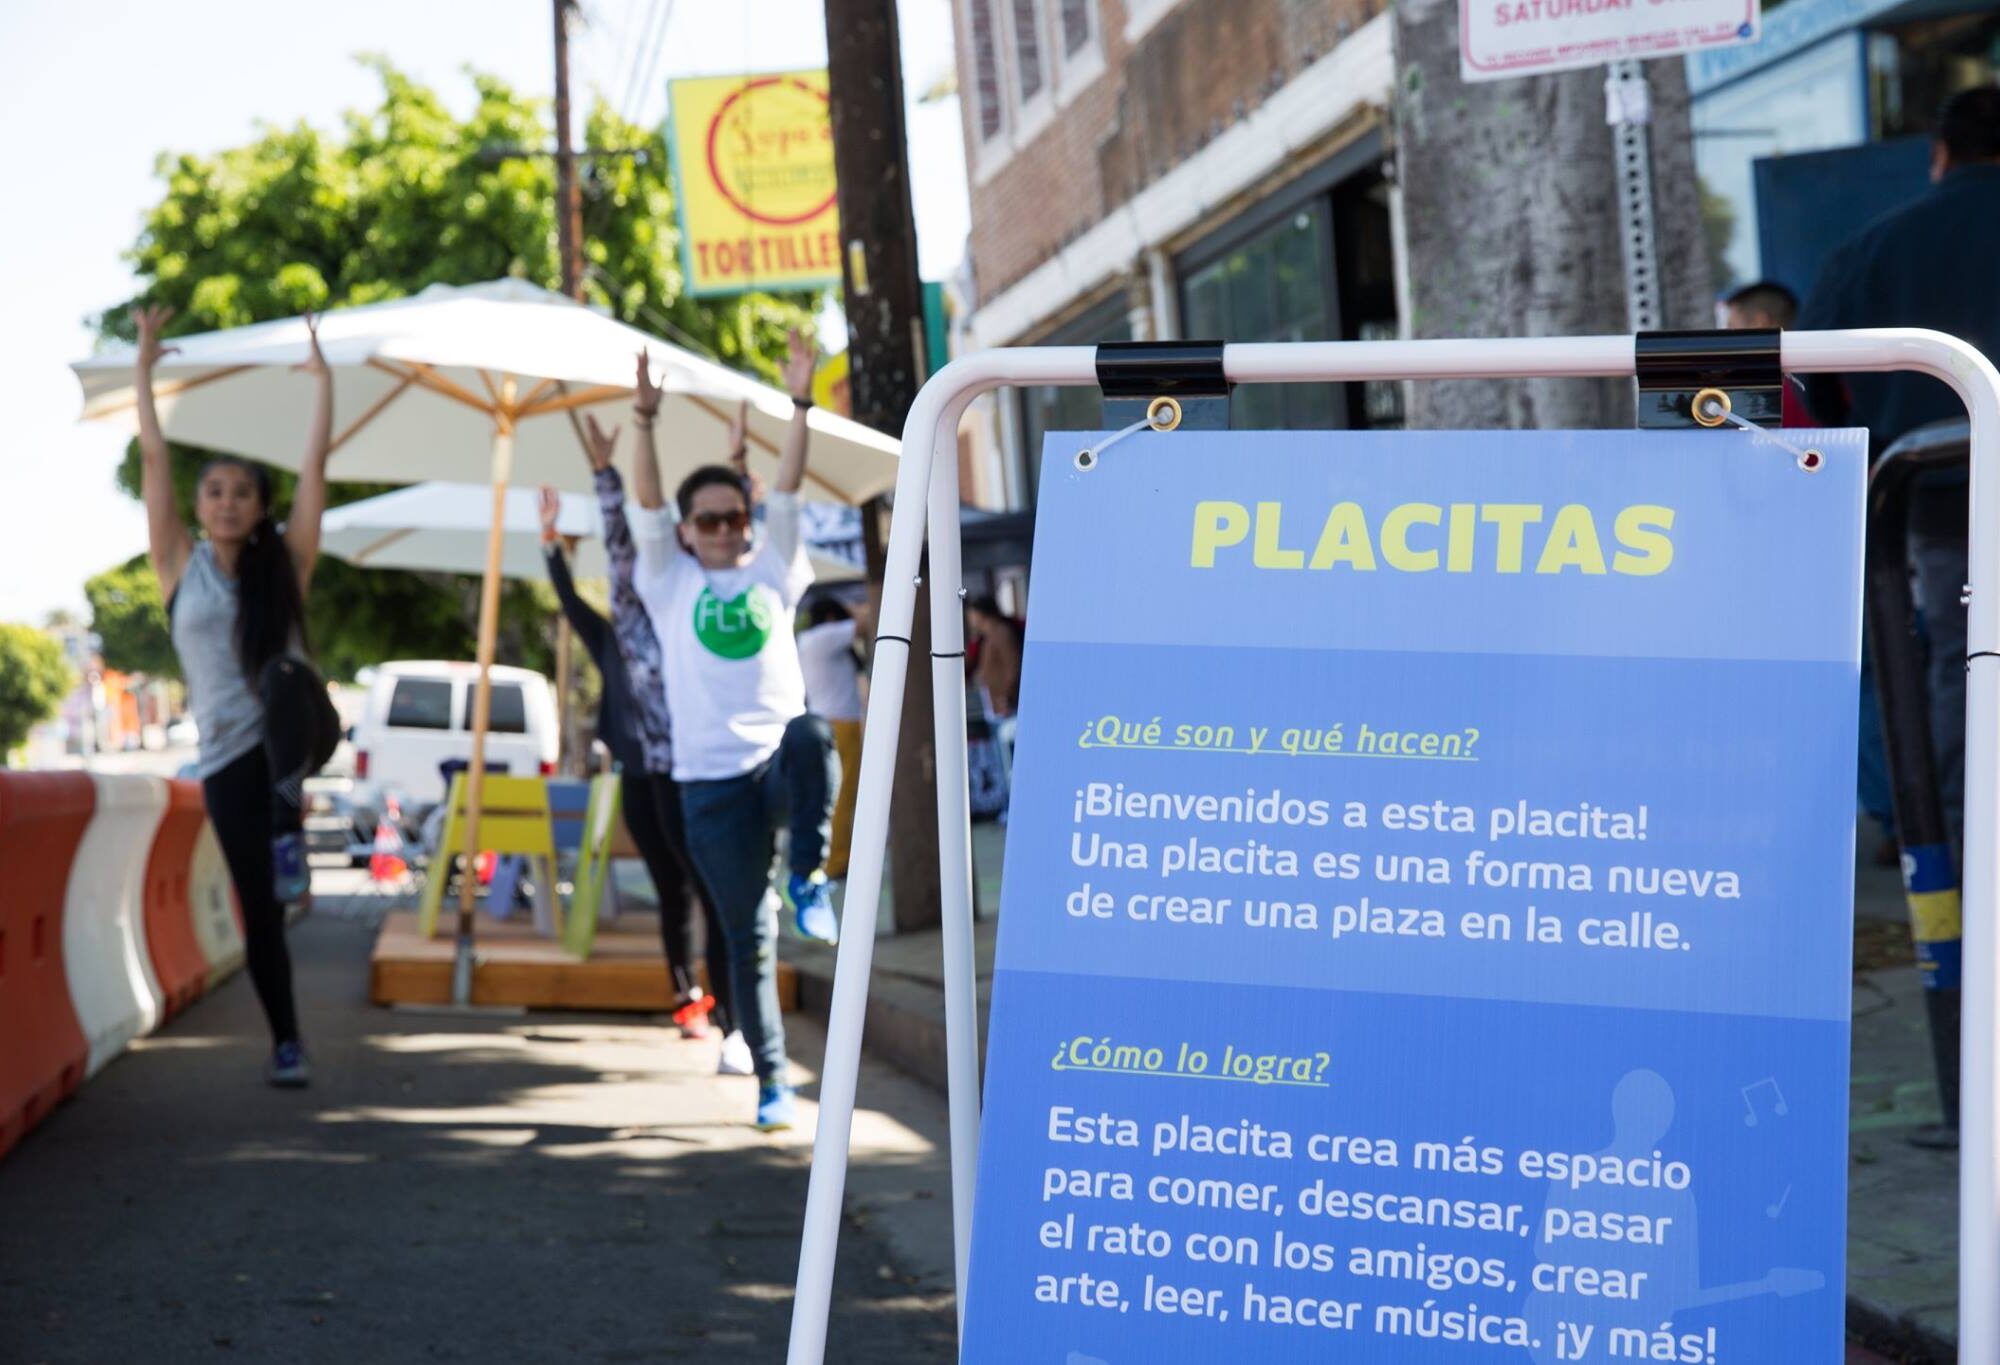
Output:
[0, 875, 955, 1363]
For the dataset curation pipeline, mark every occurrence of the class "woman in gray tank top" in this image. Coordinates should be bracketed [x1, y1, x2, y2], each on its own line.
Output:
[136, 304, 337, 1089]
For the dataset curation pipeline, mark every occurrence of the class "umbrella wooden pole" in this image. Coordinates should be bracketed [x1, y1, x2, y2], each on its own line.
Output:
[554, 615, 572, 774]
[553, 532, 581, 775]
[454, 387, 518, 1004]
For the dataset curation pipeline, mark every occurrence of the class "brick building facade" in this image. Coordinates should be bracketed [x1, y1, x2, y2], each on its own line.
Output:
[948, 0, 1404, 540]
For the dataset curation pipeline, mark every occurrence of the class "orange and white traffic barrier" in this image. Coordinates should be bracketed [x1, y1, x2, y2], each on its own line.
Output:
[0, 773, 95, 1158]
[187, 817, 245, 988]
[63, 775, 168, 1076]
[141, 780, 212, 1020]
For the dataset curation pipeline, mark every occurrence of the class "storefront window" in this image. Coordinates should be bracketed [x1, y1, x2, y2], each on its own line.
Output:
[1333, 173, 1404, 429]
[1871, 13, 2000, 140]
[1178, 158, 1402, 431]
[1182, 202, 1339, 430]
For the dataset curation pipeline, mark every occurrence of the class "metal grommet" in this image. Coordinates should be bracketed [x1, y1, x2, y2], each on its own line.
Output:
[1073, 447, 1097, 471]
[1797, 447, 1824, 473]
[1690, 387, 1731, 427]
[1147, 395, 1183, 432]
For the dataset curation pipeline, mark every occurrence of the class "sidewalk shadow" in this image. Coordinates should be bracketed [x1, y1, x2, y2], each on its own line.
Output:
[0, 915, 954, 1363]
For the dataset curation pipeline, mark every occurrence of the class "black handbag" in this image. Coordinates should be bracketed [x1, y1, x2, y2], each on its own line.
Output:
[302, 659, 341, 776]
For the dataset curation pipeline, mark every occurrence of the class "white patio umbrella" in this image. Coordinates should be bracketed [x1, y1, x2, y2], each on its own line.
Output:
[71, 278, 900, 504]
[322, 482, 610, 581]
[322, 483, 606, 777]
[72, 279, 896, 1000]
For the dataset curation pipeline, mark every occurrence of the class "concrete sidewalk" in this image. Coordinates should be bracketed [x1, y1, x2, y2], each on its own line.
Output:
[0, 871, 956, 1364]
[791, 819, 1960, 1363]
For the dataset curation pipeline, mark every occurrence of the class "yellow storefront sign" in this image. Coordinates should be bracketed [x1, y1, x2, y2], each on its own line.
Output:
[667, 70, 841, 296]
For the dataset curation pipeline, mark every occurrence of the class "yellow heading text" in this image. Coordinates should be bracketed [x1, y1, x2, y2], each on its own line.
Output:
[1189, 501, 1675, 576]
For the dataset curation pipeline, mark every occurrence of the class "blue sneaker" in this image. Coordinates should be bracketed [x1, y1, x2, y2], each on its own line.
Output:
[272, 832, 309, 903]
[268, 1040, 310, 1088]
[755, 1082, 796, 1132]
[784, 871, 839, 945]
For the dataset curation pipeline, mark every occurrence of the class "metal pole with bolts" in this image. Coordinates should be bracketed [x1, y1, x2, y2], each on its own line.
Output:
[785, 330, 2000, 1364]
[1606, 60, 1663, 334]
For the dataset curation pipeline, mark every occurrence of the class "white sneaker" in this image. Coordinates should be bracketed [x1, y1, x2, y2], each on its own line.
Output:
[717, 1030, 755, 1077]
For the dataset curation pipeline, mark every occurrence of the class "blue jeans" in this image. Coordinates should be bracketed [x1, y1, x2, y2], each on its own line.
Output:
[678, 714, 837, 1082]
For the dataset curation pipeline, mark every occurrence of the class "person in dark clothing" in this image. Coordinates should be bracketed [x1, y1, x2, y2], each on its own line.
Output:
[1722, 280, 1796, 332]
[538, 487, 743, 1069]
[1722, 281, 1817, 428]
[1797, 84, 2000, 865]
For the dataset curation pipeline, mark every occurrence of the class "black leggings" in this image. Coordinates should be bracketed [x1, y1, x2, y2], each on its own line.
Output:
[198, 659, 336, 1047]
[621, 772, 734, 1036]
[204, 745, 299, 1046]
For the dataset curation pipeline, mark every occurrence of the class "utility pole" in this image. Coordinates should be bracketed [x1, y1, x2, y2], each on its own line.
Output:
[553, 0, 585, 300]
[1391, 0, 1712, 427]
[825, 0, 941, 933]
[552, 0, 584, 775]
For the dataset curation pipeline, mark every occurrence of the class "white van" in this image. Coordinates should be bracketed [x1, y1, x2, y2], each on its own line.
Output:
[349, 662, 558, 824]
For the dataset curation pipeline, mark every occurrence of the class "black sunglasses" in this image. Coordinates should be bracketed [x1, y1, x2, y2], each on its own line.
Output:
[690, 509, 750, 533]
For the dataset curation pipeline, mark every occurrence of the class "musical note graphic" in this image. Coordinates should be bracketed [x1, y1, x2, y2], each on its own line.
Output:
[1741, 1077, 1789, 1126]
[1766, 1184, 1792, 1218]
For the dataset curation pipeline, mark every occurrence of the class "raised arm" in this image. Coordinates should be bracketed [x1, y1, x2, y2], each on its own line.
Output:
[774, 327, 815, 496]
[539, 484, 609, 657]
[630, 349, 666, 511]
[283, 313, 334, 591]
[134, 304, 193, 600]
[581, 415, 644, 587]
[726, 400, 768, 505]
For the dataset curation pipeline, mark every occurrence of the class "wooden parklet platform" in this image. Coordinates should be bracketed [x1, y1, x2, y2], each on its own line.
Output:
[369, 909, 798, 1013]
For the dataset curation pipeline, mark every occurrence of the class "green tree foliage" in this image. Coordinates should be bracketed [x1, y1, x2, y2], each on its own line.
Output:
[0, 624, 75, 758]
[100, 58, 816, 681]
[84, 555, 178, 679]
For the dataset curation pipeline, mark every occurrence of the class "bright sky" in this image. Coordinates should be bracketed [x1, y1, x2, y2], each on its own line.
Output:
[0, 0, 968, 626]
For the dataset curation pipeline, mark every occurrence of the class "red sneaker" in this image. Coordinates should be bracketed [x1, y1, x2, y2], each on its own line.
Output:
[672, 990, 716, 1039]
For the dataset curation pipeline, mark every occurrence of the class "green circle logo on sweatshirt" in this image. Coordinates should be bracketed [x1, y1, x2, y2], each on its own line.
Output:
[692, 585, 773, 660]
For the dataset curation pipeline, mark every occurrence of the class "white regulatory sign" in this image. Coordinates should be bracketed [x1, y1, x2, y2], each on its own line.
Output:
[1460, 0, 1760, 82]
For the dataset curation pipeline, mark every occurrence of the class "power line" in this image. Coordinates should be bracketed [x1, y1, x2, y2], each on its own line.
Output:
[568, 1, 627, 108]
[626, 0, 677, 130]
[615, 0, 660, 120]
[617, 0, 665, 127]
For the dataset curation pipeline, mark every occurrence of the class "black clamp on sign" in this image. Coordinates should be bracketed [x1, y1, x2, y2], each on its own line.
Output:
[1095, 340, 1233, 432]
[1634, 329, 1784, 430]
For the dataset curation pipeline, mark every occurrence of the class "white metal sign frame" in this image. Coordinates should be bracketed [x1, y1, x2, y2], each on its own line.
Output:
[785, 330, 2000, 1364]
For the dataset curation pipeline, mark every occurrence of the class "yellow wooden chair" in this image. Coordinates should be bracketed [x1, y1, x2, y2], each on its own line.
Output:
[562, 774, 626, 957]
[416, 773, 562, 939]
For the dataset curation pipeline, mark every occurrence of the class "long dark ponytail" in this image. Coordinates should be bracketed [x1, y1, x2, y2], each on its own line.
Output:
[203, 457, 311, 685]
